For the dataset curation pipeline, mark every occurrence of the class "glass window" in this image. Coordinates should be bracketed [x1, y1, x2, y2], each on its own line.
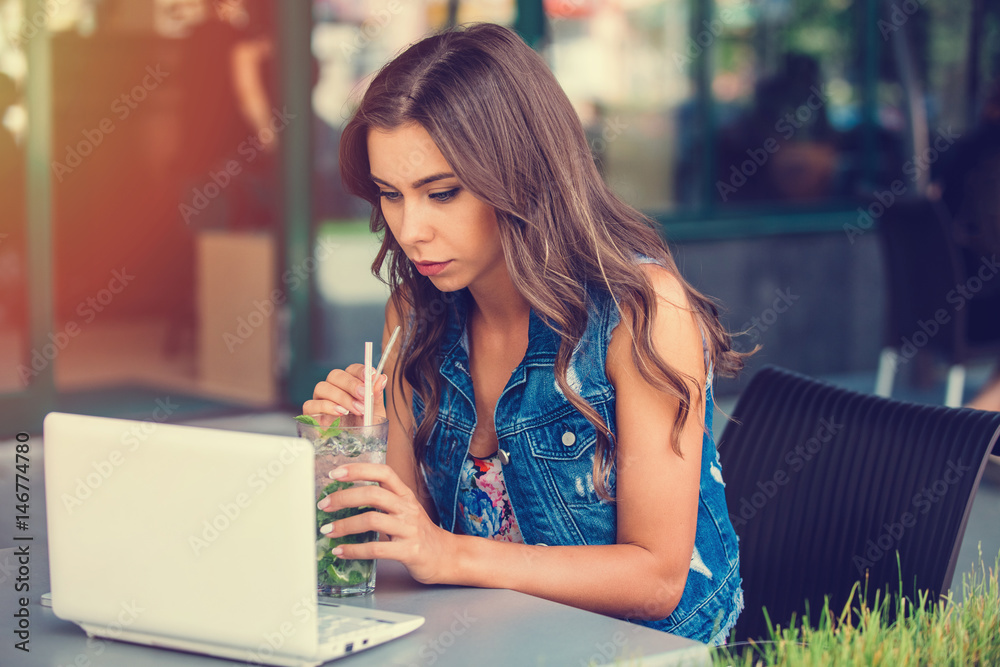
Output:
[545, 0, 696, 213]
[710, 0, 862, 209]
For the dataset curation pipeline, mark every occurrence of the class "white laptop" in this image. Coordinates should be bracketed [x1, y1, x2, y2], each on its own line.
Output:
[43, 411, 424, 667]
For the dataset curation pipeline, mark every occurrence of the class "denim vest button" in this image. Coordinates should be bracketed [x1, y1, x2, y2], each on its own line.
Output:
[561, 431, 576, 446]
[497, 449, 511, 465]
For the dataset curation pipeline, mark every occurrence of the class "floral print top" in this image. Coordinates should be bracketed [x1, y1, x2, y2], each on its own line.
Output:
[455, 451, 524, 543]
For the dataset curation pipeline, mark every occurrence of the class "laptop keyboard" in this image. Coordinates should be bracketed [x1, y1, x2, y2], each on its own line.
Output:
[316, 610, 388, 651]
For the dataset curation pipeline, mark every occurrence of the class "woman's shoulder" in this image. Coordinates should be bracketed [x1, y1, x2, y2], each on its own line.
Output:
[639, 262, 691, 311]
[605, 263, 703, 381]
[588, 255, 690, 314]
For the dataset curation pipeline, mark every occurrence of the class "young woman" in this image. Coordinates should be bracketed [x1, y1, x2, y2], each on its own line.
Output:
[303, 23, 746, 645]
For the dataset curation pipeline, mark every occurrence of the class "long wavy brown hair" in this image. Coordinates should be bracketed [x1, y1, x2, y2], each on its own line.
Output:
[339, 23, 747, 500]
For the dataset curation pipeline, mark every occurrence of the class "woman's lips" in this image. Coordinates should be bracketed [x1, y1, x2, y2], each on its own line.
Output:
[414, 260, 452, 277]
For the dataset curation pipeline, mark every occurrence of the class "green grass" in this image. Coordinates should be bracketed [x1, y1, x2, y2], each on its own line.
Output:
[713, 547, 1000, 666]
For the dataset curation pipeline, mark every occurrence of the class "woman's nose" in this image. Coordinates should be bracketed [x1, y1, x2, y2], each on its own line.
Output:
[395, 203, 434, 246]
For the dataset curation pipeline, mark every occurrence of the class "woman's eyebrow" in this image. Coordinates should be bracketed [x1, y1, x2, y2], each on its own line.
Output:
[370, 172, 457, 189]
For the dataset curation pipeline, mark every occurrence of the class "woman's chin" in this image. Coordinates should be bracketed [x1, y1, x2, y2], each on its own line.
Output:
[427, 278, 465, 293]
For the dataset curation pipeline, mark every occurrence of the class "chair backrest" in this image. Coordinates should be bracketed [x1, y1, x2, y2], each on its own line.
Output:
[877, 197, 967, 358]
[717, 365, 1000, 642]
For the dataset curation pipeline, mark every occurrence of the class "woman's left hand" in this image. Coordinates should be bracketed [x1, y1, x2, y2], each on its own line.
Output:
[317, 463, 455, 585]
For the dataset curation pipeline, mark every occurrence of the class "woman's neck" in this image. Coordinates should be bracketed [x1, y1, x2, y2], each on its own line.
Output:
[466, 275, 531, 335]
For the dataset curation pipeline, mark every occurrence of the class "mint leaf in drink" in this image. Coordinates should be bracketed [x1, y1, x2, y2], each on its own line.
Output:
[296, 414, 343, 440]
[319, 418, 343, 440]
[316, 479, 376, 588]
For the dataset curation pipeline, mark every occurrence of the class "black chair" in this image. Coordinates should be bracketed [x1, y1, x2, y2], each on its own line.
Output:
[717, 365, 1000, 643]
[876, 197, 1000, 406]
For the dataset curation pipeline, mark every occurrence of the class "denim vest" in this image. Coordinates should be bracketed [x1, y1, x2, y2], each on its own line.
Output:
[414, 280, 743, 645]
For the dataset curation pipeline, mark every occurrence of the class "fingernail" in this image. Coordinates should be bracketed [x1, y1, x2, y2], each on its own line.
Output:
[379, 375, 388, 391]
[335, 405, 350, 415]
[355, 383, 366, 398]
[352, 400, 365, 413]
[331, 547, 344, 556]
[317, 498, 330, 510]
[329, 467, 347, 479]
[320, 523, 333, 534]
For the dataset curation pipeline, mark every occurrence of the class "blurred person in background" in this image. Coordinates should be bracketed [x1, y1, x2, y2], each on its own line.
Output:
[177, 0, 276, 231]
[715, 52, 842, 204]
[936, 77, 1000, 412]
[170, 0, 278, 354]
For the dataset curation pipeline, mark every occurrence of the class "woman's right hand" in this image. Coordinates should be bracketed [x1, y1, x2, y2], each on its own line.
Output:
[303, 364, 388, 422]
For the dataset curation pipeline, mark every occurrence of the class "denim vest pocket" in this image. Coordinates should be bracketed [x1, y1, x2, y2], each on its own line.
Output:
[524, 404, 603, 505]
[519, 403, 617, 544]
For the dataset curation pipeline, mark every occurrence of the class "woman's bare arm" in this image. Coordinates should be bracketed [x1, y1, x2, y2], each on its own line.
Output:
[327, 265, 705, 619]
[439, 264, 705, 619]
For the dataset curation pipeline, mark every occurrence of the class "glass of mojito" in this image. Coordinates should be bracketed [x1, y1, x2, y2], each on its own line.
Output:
[295, 413, 389, 598]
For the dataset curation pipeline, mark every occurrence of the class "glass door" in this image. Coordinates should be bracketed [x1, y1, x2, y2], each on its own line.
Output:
[0, 0, 55, 436]
[2, 0, 293, 435]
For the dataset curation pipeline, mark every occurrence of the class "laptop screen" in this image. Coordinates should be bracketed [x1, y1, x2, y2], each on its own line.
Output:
[44, 412, 322, 660]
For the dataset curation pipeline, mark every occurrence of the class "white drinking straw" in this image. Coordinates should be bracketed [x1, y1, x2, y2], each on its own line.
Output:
[363, 341, 374, 427]
[375, 325, 402, 378]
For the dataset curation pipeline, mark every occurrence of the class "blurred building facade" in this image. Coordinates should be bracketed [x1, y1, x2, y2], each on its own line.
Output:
[1, 0, 998, 430]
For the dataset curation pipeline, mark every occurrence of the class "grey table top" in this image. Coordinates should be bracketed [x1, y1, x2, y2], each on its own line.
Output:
[0, 545, 711, 667]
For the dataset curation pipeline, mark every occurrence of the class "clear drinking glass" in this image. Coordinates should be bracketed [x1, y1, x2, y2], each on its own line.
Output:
[296, 413, 389, 598]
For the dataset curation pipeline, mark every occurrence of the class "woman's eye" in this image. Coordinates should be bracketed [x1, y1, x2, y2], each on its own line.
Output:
[430, 188, 460, 202]
[379, 190, 401, 202]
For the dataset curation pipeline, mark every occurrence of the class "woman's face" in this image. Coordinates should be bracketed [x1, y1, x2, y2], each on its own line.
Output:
[367, 123, 507, 294]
